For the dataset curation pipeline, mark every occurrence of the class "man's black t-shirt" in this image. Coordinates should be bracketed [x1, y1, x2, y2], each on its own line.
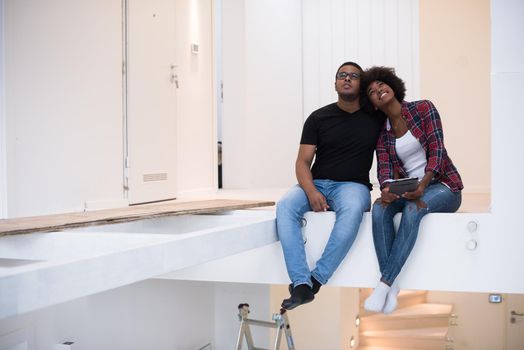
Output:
[300, 103, 385, 189]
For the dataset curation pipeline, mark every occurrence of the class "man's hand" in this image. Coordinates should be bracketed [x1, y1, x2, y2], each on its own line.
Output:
[306, 190, 330, 212]
[380, 186, 399, 204]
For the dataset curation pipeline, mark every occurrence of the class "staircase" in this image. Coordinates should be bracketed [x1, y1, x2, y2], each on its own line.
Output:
[358, 289, 455, 350]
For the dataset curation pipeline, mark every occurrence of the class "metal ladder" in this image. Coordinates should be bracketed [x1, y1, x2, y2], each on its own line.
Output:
[235, 303, 296, 350]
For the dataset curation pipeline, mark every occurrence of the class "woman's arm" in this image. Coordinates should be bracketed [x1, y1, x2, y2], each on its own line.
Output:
[376, 133, 401, 203]
[376, 133, 394, 188]
[422, 100, 445, 176]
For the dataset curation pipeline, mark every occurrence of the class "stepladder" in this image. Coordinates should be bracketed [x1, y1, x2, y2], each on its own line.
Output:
[236, 303, 296, 350]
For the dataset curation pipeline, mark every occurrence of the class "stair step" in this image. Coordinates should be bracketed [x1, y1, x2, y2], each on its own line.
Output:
[360, 303, 453, 331]
[391, 303, 452, 317]
[357, 347, 428, 350]
[361, 289, 425, 300]
[361, 327, 448, 339]
[364, 303, 452, 319]
[360, 327, 450, 350]
[360, 289, 428, 314]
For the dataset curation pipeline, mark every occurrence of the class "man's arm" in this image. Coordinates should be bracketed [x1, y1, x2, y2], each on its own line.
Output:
[295, 144, 329, 212]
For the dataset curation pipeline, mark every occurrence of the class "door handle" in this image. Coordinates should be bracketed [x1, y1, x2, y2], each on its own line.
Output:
[511, 310, 524, 316]
[170, 74, 179, 88]
[170, 64, 179, 88]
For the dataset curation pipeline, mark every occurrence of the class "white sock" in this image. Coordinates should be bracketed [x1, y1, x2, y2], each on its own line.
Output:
[364, 281, 390, 313]
[383, 281, 400, 314]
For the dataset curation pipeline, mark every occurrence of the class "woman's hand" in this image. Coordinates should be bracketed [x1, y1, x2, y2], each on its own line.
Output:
[402, 183, 426, 200]
[306, 190, 330, 212]
[403, 172, 432, 200]
[380, 186, 399, 204]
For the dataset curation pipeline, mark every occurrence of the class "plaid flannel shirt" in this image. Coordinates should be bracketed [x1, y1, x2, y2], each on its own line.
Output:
[376, 100, 463, 192]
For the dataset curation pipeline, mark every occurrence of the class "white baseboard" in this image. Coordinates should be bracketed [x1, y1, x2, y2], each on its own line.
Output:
[175, 187, 218, 199]
[83, 198, 129, 211]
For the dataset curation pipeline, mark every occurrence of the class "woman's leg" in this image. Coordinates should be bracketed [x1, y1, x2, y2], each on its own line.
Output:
[364, 198, 404, 312]
[381, 183, 461, 284]
[380, 183, 462, 313]
[371, 198, 404, 275]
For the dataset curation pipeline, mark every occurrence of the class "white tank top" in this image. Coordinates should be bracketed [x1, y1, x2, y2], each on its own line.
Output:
[395, 130, 427, 180]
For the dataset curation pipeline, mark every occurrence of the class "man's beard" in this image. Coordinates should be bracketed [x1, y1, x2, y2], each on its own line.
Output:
[338, 91, 359, 102]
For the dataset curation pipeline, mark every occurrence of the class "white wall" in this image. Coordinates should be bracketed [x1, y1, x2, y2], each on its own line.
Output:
[221, 0, 248, 188]
[491, 0, 524, 214]
[221, 0, 303, 189]
[302, 0, 419, 186]
[302, 0, 420, 116]
[0, 0, 6, 219]
[0, 279, 275, 350]
[4, 0, 124, 217]
[488, 0, 524, 293]
[427, 291, 506, 350]
[214, 282, 271, 349]
[420, 0, 491, 194]
[175, 0, 217, 196]
[0, 279, 216, 350]
[269, 285, 360, 350]
[2, 0, 217, 216]
[221, 0, 419, 190]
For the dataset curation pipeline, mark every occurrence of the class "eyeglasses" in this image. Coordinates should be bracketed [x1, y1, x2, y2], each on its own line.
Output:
[336, 72, 360, 81]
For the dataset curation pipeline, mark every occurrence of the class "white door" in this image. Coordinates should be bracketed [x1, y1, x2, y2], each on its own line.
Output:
[506, 294, 524, 349]
[126, 0, 178, 204]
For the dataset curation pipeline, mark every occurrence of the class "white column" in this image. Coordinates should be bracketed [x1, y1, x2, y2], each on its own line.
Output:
[0, 0, 7, 218]
[491, 0, 524, 214]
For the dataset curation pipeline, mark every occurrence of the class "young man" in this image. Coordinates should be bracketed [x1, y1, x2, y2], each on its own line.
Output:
[277, 62, 384, 310]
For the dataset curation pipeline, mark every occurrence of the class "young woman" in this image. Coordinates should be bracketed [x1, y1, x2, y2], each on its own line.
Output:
[362, 67, 463, 314]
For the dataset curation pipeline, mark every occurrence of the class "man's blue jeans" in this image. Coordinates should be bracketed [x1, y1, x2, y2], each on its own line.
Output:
[276, 179, 370, 288]
[372, 182, 462, 285]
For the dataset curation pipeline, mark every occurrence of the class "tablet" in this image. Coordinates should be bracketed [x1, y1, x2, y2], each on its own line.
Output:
[388, 177, 419, 195]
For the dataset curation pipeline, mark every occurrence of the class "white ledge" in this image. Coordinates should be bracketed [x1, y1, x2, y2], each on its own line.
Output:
[0, 210, 276, 320]
[162, 210, 519, 294]
[1, 208, 519, 320]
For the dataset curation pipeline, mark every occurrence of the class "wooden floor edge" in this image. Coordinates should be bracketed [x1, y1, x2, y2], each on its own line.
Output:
[0, 199, 275, 236]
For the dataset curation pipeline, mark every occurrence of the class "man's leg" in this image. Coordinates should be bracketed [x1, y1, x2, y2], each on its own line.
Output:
[276, 185, 313, 286]
[277, 185, 315, 310]
[311, 181, 370, 285]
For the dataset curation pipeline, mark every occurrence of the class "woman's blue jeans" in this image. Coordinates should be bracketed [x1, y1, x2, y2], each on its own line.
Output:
[372, 182, 462, 285]
[276, 180, 370, 288]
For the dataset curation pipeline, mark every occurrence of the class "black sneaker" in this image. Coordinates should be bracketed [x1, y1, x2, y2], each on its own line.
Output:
[288, 277, 322, 295]
[281, 284, 315, 310]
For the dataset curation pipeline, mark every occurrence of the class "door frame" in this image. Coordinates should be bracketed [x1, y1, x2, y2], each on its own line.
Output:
[213, 0, 222, 189]
[122, 0, 129, 204]
[0, 0, 7, 218]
